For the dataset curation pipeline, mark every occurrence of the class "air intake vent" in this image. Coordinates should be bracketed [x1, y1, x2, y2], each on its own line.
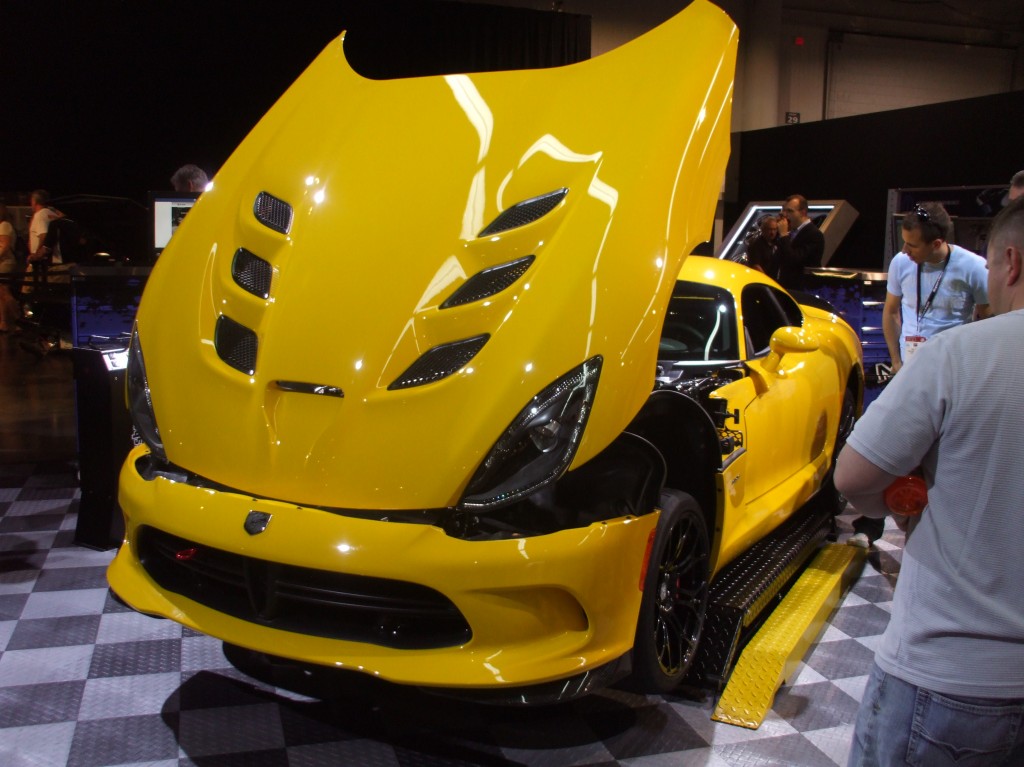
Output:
[441, 255, 535, 309]
[478, 188, 567, 237]
[254, 191, 293, 234]
[275, 381, 344, 398]
[215, 315, 258, 375]
[389, 335, 489, 390]
[137, 526, 471, 649]
[231, 248, 273, 299]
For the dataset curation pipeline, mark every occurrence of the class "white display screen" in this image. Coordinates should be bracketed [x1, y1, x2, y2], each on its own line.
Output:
[151, 192, 199, 255]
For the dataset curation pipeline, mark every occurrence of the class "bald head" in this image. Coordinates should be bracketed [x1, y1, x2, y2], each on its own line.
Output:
[1009, 171, 1024, 202]
[985, 197, 1024, 315]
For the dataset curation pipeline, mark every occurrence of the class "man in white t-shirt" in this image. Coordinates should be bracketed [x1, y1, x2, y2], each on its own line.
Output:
[883, 202, 989, 375]
[28, 189, 62, 265]
[0, 204, 19, 331]
[836, 198, 1024, 767]
[849, 202, 991, 549]
[23, 190, 64, 298]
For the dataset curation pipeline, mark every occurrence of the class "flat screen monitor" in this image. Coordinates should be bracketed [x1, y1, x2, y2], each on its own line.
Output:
[149, 191, 200, 259]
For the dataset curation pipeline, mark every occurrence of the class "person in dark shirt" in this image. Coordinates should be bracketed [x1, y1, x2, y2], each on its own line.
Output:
[170, 164, 210, 193]
[744, 214, 781, 281]
[776, 194, 824, 289]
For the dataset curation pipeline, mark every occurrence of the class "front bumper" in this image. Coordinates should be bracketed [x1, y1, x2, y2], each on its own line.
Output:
[108, 445, 657, 689]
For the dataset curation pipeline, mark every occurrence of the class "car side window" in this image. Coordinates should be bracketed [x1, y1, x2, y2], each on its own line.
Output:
[660, 282, 739, 362]
[772, 287, 804, 328]
[741, 285, 802, 356]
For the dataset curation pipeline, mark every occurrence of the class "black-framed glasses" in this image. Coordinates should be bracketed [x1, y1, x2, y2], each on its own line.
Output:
[912, 204, 931, 223]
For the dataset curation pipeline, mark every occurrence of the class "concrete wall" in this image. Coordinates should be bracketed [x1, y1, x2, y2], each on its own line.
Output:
[457, 0, 1024, 131]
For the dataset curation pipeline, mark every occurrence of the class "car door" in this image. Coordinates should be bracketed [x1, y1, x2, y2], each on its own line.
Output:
[741, 284, 835, 505]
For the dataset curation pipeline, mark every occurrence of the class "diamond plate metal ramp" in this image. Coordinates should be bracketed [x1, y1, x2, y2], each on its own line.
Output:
[711, 542, 866, 729]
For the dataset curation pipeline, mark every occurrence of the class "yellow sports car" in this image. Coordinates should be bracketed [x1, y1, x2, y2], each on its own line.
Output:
[107, 0, 862, 702]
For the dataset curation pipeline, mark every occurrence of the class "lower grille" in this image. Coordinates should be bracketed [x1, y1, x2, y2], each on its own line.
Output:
[137, 526, 472, 649]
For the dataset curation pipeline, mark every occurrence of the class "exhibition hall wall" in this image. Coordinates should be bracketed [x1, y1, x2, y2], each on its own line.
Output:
[1, 0, 589, 203]
[732, 88, 1024, 270]
[4, 0, 1019, 269]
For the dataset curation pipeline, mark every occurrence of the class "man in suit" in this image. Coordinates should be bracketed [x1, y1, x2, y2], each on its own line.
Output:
[776, 193, 824, 289]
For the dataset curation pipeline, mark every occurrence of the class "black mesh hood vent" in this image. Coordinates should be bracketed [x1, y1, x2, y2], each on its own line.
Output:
[389, 335, 489, 390]
[441, 255, 535, 309]
[232, 248, 273, 299]
[215, 315, 258, 375]
[254, 191, 293, 234]
[478, 188, 567, 237]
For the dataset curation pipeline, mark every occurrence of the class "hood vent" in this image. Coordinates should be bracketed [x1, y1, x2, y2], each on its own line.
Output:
[478, 188, 567, 237]
[441, 255, 535, 309]
[232, 248, 273, 299]
[215, 315, 258, 375]
[388, 335, 489, 390]
[254, 191, 293, 234]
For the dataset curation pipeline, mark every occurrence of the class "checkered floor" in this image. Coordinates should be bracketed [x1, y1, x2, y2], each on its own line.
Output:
[1, 460, 904, 767]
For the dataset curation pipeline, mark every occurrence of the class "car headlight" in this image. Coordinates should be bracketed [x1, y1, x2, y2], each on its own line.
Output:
[461, 356, 602, 510]
[126, 323, 166, 462]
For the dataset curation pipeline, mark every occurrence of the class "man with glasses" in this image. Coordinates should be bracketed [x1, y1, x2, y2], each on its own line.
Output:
[882, 202, 989, 376]
[776, 193, 824, 289]
[848, 201, 990, 550]
[836, 197, 1024, 767]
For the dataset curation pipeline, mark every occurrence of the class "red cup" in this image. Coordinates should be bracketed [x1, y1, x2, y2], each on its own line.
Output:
[884, 474, 928, 515]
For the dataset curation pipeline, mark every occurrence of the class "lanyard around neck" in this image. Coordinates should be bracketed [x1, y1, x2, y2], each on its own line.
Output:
[916, 247, 952, 325]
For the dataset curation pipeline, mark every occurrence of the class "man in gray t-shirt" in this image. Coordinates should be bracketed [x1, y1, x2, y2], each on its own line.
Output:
[835, 198, 1024, 766]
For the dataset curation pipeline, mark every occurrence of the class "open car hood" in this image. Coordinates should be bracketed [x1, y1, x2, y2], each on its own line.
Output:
[135, 0, 737, 510]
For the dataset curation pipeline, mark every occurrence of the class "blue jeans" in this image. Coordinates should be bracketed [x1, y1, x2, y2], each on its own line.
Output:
[849, 662, 1024, 766]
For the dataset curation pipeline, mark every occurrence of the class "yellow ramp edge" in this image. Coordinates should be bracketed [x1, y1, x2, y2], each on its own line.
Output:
[711, 542, 866, 729]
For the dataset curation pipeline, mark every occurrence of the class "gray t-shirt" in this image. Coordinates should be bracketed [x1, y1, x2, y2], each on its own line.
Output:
[847, 308, 1024, 698]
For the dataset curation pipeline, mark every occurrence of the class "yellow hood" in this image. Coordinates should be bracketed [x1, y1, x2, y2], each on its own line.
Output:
[135, 0, 737, 509]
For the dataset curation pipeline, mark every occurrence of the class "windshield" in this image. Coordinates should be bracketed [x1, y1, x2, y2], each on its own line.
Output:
[659, 281, 739, 362]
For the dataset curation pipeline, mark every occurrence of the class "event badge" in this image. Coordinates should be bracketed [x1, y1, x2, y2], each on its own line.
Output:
[904, 335, 926, 361]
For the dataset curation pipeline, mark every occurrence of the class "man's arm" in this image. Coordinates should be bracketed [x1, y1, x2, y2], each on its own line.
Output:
[882, 291, 903, 373]
[834, 444, 898, 519]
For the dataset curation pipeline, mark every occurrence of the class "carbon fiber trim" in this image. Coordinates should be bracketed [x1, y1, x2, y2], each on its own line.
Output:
[388, 334, 489, 390]
[478, 188, 567, 237]
[231, 248, 273, 299]
[214, 315, 258, 376]
[441, 255, 535, 309]
[253, 191, 293, 234]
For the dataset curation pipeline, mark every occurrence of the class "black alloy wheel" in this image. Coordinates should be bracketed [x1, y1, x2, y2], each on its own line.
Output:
[629, 489, 710, 694]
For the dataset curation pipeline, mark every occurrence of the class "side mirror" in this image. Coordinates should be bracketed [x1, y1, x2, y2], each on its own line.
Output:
[769, 326, 820, 355]
[761, 326, 819, 373]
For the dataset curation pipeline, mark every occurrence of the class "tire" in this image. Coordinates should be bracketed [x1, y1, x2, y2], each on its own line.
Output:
[816, 386, 856, 515]
[628, 489, 710, 694]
